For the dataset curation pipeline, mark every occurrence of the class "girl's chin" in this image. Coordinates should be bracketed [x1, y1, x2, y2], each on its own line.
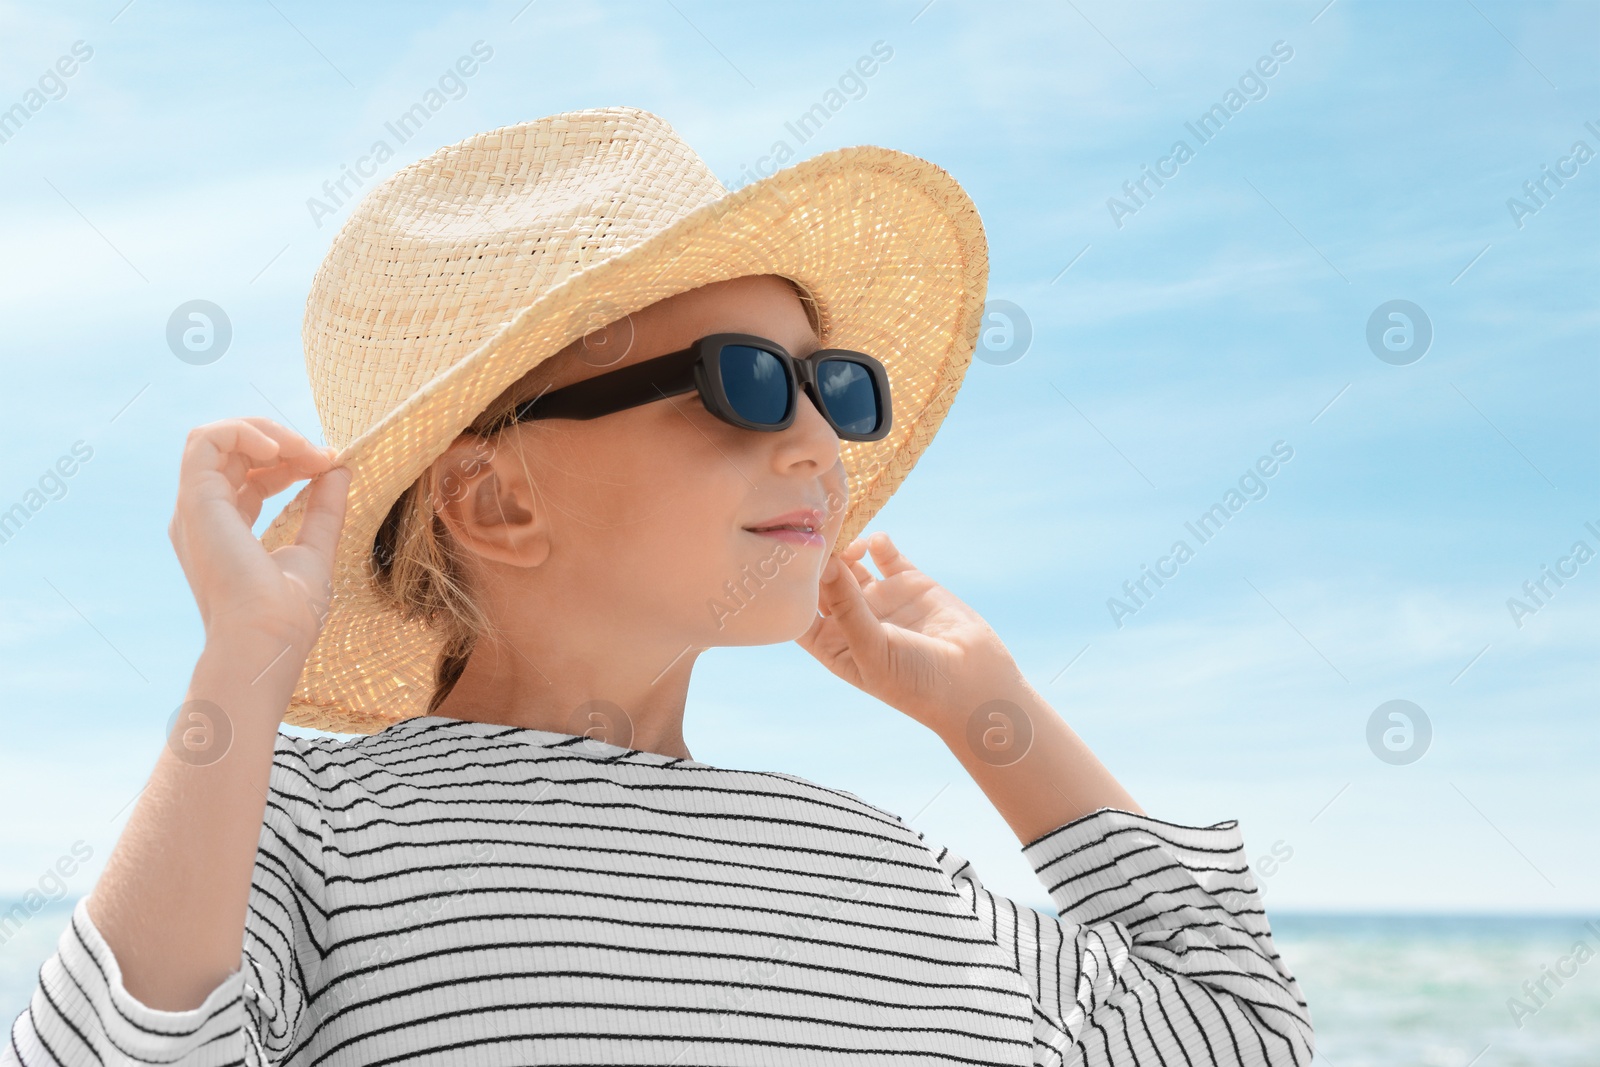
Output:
[704, 599, 817, 645]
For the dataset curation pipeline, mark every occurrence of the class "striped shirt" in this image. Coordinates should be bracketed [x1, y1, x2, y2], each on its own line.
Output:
[5, 713, 1314, 1066]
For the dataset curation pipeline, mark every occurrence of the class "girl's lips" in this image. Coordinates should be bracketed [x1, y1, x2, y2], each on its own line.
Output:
[745, 528, 825, 547]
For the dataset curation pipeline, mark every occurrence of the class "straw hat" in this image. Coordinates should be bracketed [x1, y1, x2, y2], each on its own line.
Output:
[259, 105, 988, 735]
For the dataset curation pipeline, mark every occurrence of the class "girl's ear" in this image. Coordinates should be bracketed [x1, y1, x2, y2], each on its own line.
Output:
[431, 432, 550, 568]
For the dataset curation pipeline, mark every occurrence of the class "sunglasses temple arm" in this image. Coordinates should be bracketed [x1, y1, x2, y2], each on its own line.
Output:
[511, 348, 701, 422]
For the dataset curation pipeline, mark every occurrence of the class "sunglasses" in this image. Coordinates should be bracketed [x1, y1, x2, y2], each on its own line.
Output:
[491, 332, 893, 442]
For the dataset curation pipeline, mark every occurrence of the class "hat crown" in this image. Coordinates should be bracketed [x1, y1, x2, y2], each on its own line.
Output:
[304, 107, 728, 448]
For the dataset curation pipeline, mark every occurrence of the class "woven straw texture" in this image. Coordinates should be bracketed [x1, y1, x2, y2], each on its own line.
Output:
[259, 106, 988, 734]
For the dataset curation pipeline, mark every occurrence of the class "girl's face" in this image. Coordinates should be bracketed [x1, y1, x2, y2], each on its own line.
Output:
[433, 273, 851, 656]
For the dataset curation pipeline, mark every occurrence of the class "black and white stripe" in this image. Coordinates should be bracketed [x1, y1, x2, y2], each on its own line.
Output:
[4, 714, 1313, 1065]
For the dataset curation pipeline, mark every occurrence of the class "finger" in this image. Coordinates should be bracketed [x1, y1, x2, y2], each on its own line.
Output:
[840, 537, 875, 585]
[292, 465, 353, 561]
[864, 531, 918, 578]
[237, 452, 332, 517]
[201, 417, 328, 470]
[794, 608, 828, 654]
[792, 608, 857, 688]
[234, 416, 336, 468]
[187, 421, 280, 490]
[820, 552, 884, 655]
[187, 420, 333, 494]
[814, 559, 836, 617]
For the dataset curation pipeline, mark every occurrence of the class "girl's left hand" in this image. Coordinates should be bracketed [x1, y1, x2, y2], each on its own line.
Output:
[795, 531, 1030, 735]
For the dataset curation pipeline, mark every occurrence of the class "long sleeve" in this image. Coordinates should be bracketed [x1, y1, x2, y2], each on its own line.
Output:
[4, 731, 330, 1067]
[919, 807, 1314, 1067]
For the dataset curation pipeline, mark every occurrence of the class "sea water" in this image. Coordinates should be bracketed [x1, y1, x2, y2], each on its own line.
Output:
[1272, 913, 1600, 1066]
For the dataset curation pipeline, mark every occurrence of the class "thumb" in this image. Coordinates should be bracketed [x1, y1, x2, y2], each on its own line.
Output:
[293, 464, 353, 562]
[820, 553, 884, 655]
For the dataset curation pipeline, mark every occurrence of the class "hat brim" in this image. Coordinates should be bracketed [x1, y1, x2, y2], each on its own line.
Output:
[259, 144, 988, 735]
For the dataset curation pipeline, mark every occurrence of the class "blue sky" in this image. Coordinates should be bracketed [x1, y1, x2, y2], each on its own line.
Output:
[0, 0, 1594, 921]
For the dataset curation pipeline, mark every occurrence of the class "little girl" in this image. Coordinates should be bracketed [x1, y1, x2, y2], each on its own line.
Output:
[4, 108, 1312, 1066]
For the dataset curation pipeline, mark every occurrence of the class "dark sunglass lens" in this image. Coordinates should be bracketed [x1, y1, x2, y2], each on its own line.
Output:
[816, 359, 881, 436]
[718, 344, 792, 425]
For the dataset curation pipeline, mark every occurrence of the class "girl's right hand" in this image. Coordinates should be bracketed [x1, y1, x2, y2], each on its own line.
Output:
[169, 417, 353, 651]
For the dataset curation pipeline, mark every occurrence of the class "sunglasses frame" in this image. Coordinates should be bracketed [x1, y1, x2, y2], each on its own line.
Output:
[493, 331, 894, 442]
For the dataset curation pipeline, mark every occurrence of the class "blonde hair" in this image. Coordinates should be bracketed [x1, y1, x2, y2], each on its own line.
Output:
[369, 275, 820, 713]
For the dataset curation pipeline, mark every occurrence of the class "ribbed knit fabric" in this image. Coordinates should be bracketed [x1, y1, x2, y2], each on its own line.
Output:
[4, 714, 1313, 1066]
